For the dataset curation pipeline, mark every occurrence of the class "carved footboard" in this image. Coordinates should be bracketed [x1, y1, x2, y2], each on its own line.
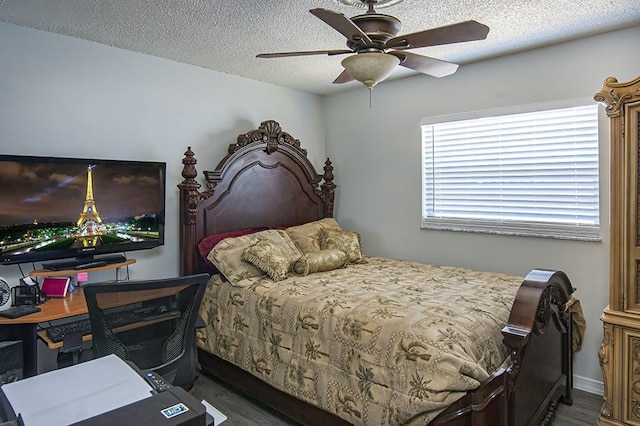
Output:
[432, 269, 574, 425]
[505, 269, 574, 425]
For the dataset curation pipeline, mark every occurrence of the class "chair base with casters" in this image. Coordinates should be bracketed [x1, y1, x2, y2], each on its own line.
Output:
[63, 274, 209, 391]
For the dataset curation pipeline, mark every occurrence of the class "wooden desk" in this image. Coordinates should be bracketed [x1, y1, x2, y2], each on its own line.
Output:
[0, 289, 88, 377]
[0, 282, 184, 376]
[35, 286, 185, 349]
[0, 260, 136, 376]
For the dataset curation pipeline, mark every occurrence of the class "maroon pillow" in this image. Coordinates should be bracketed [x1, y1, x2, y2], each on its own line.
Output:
[197, 227, 270, 272]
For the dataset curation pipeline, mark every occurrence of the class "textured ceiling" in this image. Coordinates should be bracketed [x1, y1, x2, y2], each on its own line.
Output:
[1, 0, 639, 95]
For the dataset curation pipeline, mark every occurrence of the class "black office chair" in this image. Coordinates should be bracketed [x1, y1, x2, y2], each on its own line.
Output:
[81, 274, 209, 391]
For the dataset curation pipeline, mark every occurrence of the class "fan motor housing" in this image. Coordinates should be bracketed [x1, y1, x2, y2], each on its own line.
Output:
[350, 13, 401, 48]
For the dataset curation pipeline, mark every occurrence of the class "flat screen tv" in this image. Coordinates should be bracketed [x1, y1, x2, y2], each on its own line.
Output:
[0, 155, 166, 269]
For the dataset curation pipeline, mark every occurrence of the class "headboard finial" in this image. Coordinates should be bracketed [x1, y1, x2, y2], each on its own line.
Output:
[321, 158, 336, 217]
[178, 147, 201, 227]
[230, 120, 307, 155]
[181, 146, 198, 181]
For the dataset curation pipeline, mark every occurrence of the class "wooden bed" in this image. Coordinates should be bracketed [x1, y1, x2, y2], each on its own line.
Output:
[178, 120, 576, 425]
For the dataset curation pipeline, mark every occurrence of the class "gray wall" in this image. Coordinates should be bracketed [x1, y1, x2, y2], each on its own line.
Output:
[323, 25, 640, 392]
[0, 22, 326, 371]
[0, 21, 326, 284]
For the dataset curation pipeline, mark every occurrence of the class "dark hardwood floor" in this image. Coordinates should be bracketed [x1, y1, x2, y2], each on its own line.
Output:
[553, 389, 602, 425]
[193, 373, 602, 425]
[194, 373, 297, 425]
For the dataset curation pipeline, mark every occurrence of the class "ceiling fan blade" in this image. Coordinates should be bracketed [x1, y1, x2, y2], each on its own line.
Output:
[333, 70, 354, 84]
[385, 20, 489, 50]
[257, 49, 352, 58]
[390, 51, 459, 78]
[310, 8, 373, 46]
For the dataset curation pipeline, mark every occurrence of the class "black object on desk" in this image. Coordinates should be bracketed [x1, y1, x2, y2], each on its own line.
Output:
[11, 286, 46, 306]
[42, 255, 126, 271]
[73, 261, 108, 270]
[73, 386, 209, 426]
[46, 311, 143, 343]
[0, 306, 41, 319]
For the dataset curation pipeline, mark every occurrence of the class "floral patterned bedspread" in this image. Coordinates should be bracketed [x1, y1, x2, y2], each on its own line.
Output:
[197, 257, 524, 425]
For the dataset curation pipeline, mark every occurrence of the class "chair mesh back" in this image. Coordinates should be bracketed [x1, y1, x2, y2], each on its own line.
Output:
[161, 295, 197, 363]
[95, 308, 128, 360]
[83, 274, 209, 390]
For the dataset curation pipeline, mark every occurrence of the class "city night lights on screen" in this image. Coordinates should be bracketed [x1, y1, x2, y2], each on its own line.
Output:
[0, 155, 166, 266]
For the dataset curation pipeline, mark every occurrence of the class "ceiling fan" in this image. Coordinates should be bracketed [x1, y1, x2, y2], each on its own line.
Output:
[256, 0, 490, 91]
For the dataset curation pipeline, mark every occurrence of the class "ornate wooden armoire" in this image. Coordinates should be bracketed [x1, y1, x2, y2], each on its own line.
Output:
[595, 75, 640, 425]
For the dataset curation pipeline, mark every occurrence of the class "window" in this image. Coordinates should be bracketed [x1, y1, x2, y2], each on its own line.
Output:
[421, 103, 600, 241]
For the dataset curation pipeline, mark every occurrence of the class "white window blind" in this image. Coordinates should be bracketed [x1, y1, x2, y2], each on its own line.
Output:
[421, 104, 600, 240]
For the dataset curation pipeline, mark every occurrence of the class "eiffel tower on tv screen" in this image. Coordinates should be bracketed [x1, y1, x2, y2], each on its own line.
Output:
[0, 160, 161, 259]
[74, 166, 106, 248]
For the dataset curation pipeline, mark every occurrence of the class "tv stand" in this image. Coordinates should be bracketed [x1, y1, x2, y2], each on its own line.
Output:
[30, 258, 136, 281]
[41, 255, 128, 271]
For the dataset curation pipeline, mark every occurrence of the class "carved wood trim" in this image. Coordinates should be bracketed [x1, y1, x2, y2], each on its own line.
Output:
[598, 321, 613, 419]
[321, 158, 336, 218]
[178, 146, 201, 225]
[637, 111, 640, 248]
[594, 76, 640, 118]
[230, 120, 305, 155]
[178, 146, 201, 275]
[500, 269, 573, 424]
[631, 335, 640, 421]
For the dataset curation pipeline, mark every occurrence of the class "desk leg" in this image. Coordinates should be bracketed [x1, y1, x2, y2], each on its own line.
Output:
[0, 323, 38, 377]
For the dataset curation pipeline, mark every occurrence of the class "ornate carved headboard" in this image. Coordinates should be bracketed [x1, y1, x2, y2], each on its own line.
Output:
[178, 120, 335, 276]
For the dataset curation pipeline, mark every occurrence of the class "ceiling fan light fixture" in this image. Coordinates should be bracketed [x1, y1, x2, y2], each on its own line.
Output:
[341, 52, 400, 90]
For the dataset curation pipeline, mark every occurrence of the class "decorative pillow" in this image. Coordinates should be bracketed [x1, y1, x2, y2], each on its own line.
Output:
[198, 228, 268, 260]
[207, 229, 301, 286]
[242, 239, 296, 281]
[197, 227, 269, 272]
[319, 228, 365, 264]
[293, 249, 348, 276]
[285, 218, 342, 254]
